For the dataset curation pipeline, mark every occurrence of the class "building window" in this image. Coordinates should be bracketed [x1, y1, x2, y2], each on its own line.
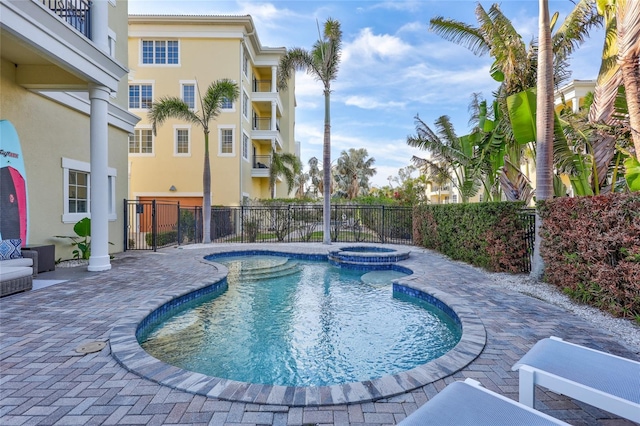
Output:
[242, 132, 249, 160]
[129, 128, 154, 154]
[129, 84, 153, 109]
[242, 91, 249, 118]
[221, 96, 233, 110]
[452, 194, 458, 204]
[68, 170, 89, 214]
[243, 50, 249, 77]
[479, 194, 484, 202]
[174, 126, 190, 156]
[141, 40, 179, 65]
[62, 158, 116, 223]
[218, 126, 235, 156]
[108, 29, 116, 58]
[181, 82, 196, 109]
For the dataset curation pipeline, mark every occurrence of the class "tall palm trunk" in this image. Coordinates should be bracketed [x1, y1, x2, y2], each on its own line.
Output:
[618, 0, 640, 159]
[621, 58, 640, 159]
[202, 132, 212, 244]
[531, 0, 554, 279]
[322, 88, 331, 244]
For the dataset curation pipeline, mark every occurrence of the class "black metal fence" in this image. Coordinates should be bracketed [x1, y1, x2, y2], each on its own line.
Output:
[124, 201, 412, 249]
[43, 0, 91, 39]
[211, 204, 413, 244]
[124, 200, 201, 251]
[123, 200, 533, 270]
[518, 208, 536, 273]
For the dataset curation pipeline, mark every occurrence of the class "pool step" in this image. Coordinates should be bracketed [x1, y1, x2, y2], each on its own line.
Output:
[240, 261, 301, 281]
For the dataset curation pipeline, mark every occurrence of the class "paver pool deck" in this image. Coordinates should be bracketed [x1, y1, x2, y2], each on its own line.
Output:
[1, 243, 638, 426]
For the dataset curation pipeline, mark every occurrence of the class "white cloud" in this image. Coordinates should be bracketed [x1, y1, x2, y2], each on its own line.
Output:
[344, 96, 406, 110]
[342, 28, 412, 64]
[367, 1, 424, 13]
[397, 21, 429, 34]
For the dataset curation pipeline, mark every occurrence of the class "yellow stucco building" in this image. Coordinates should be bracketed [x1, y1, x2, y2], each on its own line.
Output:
[1, 0, 139, 268]
[127, 15, 298, 210]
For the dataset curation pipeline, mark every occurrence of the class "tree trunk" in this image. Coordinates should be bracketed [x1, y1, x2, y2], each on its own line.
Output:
[322, 88, 332, 244]
[621, 55, 640, 160]
[531, 0, 554, 280]
[202, 132, 212, 244]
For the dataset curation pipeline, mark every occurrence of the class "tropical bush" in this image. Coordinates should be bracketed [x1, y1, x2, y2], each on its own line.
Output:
[55, 217, 92, 260]
[538, 193, 640, 319]
[145, 230, 178, 247]
[413, 202, 530, 272]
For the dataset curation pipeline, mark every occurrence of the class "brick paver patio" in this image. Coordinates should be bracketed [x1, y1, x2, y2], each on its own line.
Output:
[1, 243, 638, 425]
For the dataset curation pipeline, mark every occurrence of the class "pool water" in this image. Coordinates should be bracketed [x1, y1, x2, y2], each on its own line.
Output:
[139, 256, 461, 387]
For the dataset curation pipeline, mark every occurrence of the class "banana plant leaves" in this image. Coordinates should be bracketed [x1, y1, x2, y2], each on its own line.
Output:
[506, 89, 593, 196]
[623, 155, 640, 191]
[507, 90, 537, 145]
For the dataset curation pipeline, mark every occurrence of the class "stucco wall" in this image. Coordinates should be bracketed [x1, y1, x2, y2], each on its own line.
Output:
[1, 58, 130, 260]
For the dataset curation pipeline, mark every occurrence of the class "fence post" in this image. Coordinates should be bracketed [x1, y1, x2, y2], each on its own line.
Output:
[123, 199, 128, 251]
[241, 204, 244, 243]
[288, 204, 292, 243]
[177, 202, 181, 246]
[152, 199, 157, 252]
[381, 205, 386, 244]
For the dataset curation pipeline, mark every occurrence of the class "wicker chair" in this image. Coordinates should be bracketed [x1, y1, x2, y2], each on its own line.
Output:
[0, 250, 37, 297]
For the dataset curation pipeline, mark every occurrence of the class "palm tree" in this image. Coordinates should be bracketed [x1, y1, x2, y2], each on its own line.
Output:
[278, 18, 342, 244]
[407, 115, 481, 203]
[430, 1, 600, 197]
[307, 157, 321, 198]
[294, 170, 309, 199]
[590, 0, 640, 162]
[333, 148, 376, 200]
[268, 151, 302, 199]
[149, 79, 239, 244]
[532, 0, 555, 279]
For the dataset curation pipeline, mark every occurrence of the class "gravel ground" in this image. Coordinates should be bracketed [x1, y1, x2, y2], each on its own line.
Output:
[487, 271, 640, 354]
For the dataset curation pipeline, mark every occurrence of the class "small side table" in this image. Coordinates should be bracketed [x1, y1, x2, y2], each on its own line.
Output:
[23, 245, 56, 273]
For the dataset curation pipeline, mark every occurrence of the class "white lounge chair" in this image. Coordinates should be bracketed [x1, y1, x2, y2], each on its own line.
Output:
[512, 336, 640, 423]
[399, 378, 568, 425]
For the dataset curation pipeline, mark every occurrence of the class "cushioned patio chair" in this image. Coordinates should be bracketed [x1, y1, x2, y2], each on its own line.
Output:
[399, 378, 568, 425]
[512, 336, 640, 423]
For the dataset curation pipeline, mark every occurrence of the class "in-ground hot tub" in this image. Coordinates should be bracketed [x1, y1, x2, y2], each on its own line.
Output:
[328, 245, 411, 268]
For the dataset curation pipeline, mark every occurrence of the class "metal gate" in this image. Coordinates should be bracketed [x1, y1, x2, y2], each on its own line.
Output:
[124, 200, 201, 251]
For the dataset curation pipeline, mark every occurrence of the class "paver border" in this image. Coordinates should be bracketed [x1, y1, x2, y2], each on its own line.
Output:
[110, 246, 486, 406]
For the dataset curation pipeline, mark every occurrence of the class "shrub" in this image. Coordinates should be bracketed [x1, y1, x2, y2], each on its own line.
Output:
[413, 202, 529, 272]
[145, 230, 178, 247]
[538, 193, 640, 319]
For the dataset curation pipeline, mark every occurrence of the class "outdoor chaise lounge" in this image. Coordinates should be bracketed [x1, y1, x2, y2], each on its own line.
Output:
[512, 336, 640, 423]
[398, 378, 568, 425]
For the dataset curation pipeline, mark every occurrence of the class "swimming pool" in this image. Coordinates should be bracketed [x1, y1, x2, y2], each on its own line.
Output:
[110, 246, 486, 405]
[138, 256, 461, 387]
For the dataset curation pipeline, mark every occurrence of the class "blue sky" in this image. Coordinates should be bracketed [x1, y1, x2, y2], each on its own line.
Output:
[129, 0, 604, 188]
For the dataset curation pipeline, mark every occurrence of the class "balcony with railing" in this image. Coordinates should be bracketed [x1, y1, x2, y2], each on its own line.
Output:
[42, 0, 91, 39]
[253, 117, 280, 132]
[431, 185, 451, 193]
[1, 0, 124, 92]
[251, 155, 271, 178]
[253, 79, 274, 93]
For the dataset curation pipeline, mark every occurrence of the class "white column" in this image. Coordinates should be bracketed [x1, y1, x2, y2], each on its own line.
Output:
[271, 100, 276, 131]
[271, 66, 277, 93]
[88, 84, 111, 272]
[90, 0, 109, 53]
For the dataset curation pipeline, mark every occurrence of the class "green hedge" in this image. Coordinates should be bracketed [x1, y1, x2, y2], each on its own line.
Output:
[538, 193, 640, 319]
[145, 230, 178, 247]
[413, 202, 529, 272]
